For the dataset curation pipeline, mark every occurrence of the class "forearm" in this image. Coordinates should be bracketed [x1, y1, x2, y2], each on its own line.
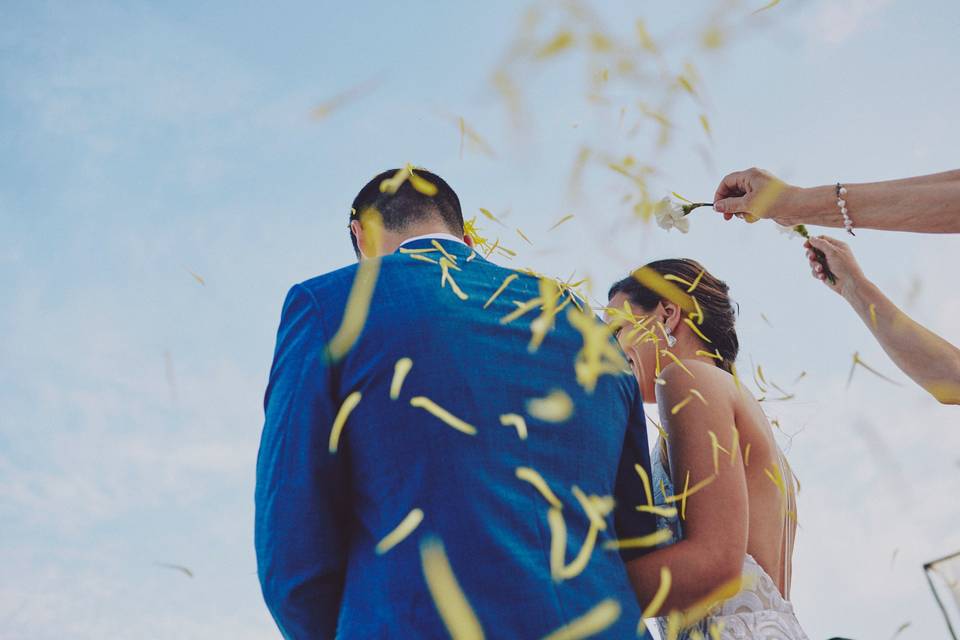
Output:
[626, 539, 740, 615]
[845, 276, 960, 403]
[783, 170, 960, 233]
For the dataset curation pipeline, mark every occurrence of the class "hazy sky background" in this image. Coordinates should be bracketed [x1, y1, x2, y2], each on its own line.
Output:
[2, 1, 960, 638]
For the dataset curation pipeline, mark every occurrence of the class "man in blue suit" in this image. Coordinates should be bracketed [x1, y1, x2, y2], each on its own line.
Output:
[255, 168, 657, 638]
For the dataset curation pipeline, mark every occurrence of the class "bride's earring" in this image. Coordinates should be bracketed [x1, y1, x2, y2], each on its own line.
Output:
[665, 326, 677, 348]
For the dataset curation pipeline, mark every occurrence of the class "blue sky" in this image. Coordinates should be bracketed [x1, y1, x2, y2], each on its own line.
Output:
[2, 1, 960, 638]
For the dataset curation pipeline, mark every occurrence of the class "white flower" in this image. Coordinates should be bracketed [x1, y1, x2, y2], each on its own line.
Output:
[776, 223, 800, 239]
[653, 197, 690, 233]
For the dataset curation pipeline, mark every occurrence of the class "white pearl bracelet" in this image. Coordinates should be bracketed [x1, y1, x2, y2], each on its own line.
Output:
[836, 182, 855, 236]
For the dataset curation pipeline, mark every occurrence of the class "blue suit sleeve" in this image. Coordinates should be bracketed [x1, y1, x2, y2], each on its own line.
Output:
[614, 380, 658, 561]
[255, 284, 349, 639]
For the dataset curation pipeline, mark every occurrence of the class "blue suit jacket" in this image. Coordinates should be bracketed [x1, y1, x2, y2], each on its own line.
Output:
[256, 238, 656, 639]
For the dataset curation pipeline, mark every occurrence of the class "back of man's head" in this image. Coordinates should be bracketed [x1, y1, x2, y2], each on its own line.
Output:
[349, 168, 464, 258]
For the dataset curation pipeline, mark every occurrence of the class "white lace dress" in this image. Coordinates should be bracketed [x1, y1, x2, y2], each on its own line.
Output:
[650, 438, 809, 639]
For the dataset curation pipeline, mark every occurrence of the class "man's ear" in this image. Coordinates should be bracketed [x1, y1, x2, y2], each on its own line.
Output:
[463, 233, 475, 248]
[350, 219, 366, 260]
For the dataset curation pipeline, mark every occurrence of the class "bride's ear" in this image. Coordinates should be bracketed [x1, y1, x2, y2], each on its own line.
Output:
[661, 301, 682, 333]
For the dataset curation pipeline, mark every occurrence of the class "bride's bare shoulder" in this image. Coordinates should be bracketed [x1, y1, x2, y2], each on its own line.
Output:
[657, 359, 739, 409]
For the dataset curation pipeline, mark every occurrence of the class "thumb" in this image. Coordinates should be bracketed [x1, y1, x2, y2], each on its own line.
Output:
[806, 235, 833, 255]
[714, 196, 749, 215]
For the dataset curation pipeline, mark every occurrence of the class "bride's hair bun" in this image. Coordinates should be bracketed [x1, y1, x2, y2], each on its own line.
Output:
[608, 258, 740, 374]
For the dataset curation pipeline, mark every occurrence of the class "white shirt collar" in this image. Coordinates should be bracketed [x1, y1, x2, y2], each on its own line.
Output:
[399, 233, 466, 248]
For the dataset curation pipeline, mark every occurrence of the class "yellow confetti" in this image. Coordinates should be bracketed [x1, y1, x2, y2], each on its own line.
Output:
[689, 388, 708, 405]
[675, 575, 746, 629]
[636, 504, 679, 518]
[155, 562, 194, 578]
[637, 567, 672, 634]
[458, 116, 465, 159]
[665, 472, 716, 520]
[631, 267, 694, 313]
[376, 508, 424, 555]
[663, 274, 694, 288]
[420, 537, 486, 640]
[696, 349, 723, 361]
[484, 274, 519, 309]
[634, 463, 654, 506]
[501, 297, 543, 325]
[686, 269, 705, 293]
[683, 318, 713, 343]
[516, 466, 563, 509]
[670, 395, 693, 415]
[440, 257, 469, 301]
[410, 396, 477, 435]
[380, 166, 411, 194]
[409, 169, 438, 196]
[549, 214, 575, 231]
[529, 278, 563, 352]
[329, 391, 362, 453]
[541, 599, 621, 640]
[432, 239, 459, 264]
[568, 307, 628, 393]
[326, 209, 382, 361]
[690, 296, 705, 325]
[526, 389, 575, 423]
[311, 78, 378, 120]
[847, 351, 902, 388]
[752, 0, 782, 15]
[746, 177, 786, 220]
[516, 228, 533, 245]
[708, 431, 730, 474]
[455, 117, 496, 158]
[635, 19, 658, 53]
[709, 621, 726, 640]
[536, 30, 575, 59]
[744, 443, 752, 466]
[602, 529, 673, 550]
[500, 413, 528, 440]
[186, 269, 205, 286]
[699, 114, 712, 138]
[869, 303, 878, 329]
[390, 358, 413, 400]
[479, 208, 502, 224]
[408, 253, 440, 265]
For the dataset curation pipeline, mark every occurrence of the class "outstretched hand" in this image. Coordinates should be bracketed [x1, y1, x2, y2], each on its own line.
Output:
[713, 167, 797, 223]
[804, 236, 864, 298]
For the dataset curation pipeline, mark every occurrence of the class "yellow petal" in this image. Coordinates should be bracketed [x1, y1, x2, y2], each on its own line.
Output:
[541, 600, 621, 640]
[390, 358, 413, 400]
[526, 389, 574, 423]
[637, 567, 672, 633]
[516, 466, 564, 509]
[329, 391, 362, 453]
[409, 169, 439, 196]
[499, 413, 528, 440]
[410, 396, 477, 435]
[484, 274, 519, 309]
[602, 529, 673, 550]
[420, 537, 486, 640]
[548, 214, 575, 231]
[376, 508, 424, 555]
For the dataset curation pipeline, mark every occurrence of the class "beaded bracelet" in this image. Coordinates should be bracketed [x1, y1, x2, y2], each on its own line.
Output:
[836, 183, 855, 236]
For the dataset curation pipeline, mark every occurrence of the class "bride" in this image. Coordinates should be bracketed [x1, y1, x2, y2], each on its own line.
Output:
[606, 259, 809, 639]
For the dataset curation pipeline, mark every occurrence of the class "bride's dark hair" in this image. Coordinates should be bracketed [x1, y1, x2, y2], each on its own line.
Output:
[608, 258, 740, 374]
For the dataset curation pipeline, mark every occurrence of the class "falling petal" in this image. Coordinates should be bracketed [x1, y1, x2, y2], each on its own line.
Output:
[500, 413, 528, 440]
[420, 538, 486, 640]
[410, 396, 477, 435]
[376, 508, 424, 555]
[516, 466, 563, 509]
[536, 31, 575, 59]
[752, 0, 782, 15]
[549, 214, 575, 231]
[526, 389, 575, 423]
[602, 529, 673, 550]
[541, 599, 621, 640]
[637, 567, 672, 633]
[155, 562, 194, 578]
[390, 358, 413, 400]
[329, 391, 362, 453]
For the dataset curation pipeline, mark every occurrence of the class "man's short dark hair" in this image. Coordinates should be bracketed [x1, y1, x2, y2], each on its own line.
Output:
[349, 168, 464, 258]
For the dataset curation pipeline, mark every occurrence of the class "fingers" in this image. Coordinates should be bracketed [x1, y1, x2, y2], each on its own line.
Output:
[713, 169, 752, 202]
[713, 196, 749, 215]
